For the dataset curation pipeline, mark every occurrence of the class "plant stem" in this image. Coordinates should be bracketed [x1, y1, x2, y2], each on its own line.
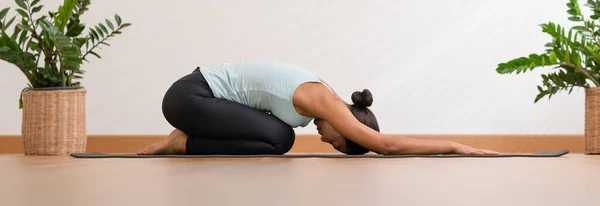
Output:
[45, 34, 64, 86]
[559, 62, 600, 86]
[34, 50, 41, 66]
[82, 31, 117, 60]
[58, 54, 65, 86]
[24, 0, 33, 53]
[21, 23, 49, 80]
[81, 43, 97, 60]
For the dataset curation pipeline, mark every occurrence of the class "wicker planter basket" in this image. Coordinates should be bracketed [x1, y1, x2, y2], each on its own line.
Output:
[585, 87, 600, 154]
[21, 87, 87, 155]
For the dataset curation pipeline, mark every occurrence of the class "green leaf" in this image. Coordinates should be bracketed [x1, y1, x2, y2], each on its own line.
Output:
[550, 75, 561, 86]
[572, 51, 583, 67]
[42, 29, 51, 49]
[89, 28, 99, 42]
[99, 24, 108, 34]
[569, 29, 573, 40]
[31, 0, 40, 7]
[88, 50, 100, 59]
[73, 0, 90, 18]
[18, 29, 27, 46]
[105, 19, 114, 30]
[28, 41, 37, 50]
[568, 9, 578, 15]
[73, 37, 86, 47]
[19, 93, 23, 108]
[572, 26, 587, 31]
[32, 5, 43, 13]
[119, 23, 131, 29]
[95, 25, 104, 37]
[0, 33, 37, 71]
[496, 54, 555, 75]
[15, 0, 27, 10]
[55, 0, 77, 32]
[1, 30, 21, 50]
[48, 75, 61, 84]
[99, 42, 110, 46]
[569, 16, 583, 21]
[529, 61, 536, 70]
[4, 16, 16, 30]
[535, 92, 547, 103]
[529, 54, 540, 62]
[15, 9, 29, 19]
[574, 46, 593, 57]
[65, 20, 85, 37]
[0, 8, 9, 20]
[35, 15, 46, 23]
[38, 19, 55, 32]
[550, 51, 558, 64]
[39, 19, 83, 73]
[115, 14, 122, 26]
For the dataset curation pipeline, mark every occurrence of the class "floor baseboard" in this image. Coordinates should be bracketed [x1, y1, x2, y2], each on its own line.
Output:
[0, 134, 584, 154]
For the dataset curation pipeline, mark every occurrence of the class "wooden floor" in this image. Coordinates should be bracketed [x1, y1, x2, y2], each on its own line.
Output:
[1, 154, 600, 206]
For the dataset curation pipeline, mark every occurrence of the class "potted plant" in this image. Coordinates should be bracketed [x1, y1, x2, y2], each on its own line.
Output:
[496, 0, 600, 154]
[0, 0, 130, 155]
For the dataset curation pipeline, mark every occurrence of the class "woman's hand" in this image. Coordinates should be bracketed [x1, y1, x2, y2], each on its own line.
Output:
[452, 142, 500, 155]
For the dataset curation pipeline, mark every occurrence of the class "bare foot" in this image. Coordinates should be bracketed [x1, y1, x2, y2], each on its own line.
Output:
[137, 129, 188, 155]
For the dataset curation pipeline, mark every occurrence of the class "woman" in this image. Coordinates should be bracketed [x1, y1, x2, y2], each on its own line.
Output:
[138, 61, 499, 155]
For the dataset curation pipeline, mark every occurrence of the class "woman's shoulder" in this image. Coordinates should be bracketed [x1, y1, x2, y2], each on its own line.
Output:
[293, 81, 346, 115]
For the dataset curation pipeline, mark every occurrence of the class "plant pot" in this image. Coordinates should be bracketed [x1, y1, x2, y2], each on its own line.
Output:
[21, 87, 87, 155]
[585, 87, 600, 154]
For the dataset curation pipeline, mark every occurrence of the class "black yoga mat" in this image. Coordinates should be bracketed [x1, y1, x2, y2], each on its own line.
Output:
[70, 150, 569, 158]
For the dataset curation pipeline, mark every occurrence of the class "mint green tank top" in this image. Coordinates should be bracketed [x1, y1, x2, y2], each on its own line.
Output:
[199, 61, 328, 128]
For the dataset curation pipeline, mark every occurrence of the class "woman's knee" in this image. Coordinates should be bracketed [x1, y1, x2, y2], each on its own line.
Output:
[269, 126, 295, 155]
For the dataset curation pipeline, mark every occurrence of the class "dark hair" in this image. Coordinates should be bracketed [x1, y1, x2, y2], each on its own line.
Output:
[344, 89, 380, 155]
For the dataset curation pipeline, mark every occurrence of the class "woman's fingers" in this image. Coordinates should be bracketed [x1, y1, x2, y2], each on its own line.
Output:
[478, 149, 500, 155]
[466, 149, 499, 155]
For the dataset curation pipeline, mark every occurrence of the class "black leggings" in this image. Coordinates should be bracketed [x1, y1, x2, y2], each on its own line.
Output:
[161, 67, 295, 155]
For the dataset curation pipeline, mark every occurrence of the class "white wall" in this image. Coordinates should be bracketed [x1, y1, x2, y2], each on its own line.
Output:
[0, 0, 584, 135]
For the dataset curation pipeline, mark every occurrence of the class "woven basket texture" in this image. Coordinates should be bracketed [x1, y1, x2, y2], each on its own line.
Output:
[585, 87, 600, 154]
[21, 88, 87, 155]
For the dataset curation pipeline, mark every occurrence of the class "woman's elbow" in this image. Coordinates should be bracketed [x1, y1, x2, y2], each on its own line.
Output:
[377, 137, 411, 155]
[377, 139, 402, 155]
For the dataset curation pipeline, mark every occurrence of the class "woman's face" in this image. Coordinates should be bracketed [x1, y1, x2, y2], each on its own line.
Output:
[314, 118, 348, 153]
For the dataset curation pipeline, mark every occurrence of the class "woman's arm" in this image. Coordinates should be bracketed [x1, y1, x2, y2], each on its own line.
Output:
[297, 84, 498, 155]
[313, 95, 457, 154]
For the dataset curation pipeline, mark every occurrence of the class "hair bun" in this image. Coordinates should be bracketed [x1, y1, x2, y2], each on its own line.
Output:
[351, 89, 373, 108]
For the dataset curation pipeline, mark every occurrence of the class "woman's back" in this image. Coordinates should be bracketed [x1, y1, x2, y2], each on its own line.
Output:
[199, 61, 321, 127]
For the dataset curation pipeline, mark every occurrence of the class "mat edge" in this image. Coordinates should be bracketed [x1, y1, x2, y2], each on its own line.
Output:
[70, 150, 570, 158]
[1, 134, 584, 154]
